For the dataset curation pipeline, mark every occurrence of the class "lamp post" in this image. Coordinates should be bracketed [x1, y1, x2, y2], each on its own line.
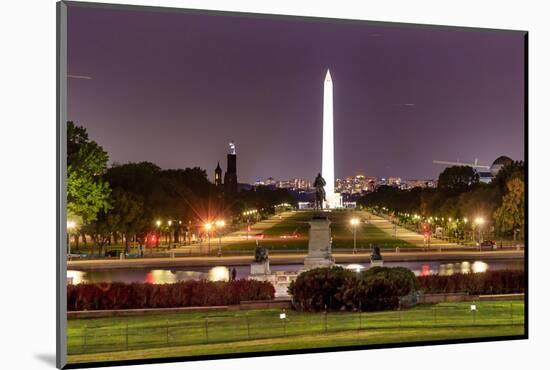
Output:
[67, 220, 76, 257]
[215, 219, 225, 257]
[166, 220, 173, 249]
[350, 218, 360, 254]
[204, 222, 212, 254]
[155, 220, 161, 249]
[474, 217, 485, 250]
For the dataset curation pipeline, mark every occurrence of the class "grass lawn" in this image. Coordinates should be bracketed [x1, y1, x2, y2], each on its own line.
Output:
[67, 301, 524, 364]
[224, 210, 414, 251]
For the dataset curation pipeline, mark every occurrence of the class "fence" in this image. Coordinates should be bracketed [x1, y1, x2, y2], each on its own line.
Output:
[67, 302, 524, 355]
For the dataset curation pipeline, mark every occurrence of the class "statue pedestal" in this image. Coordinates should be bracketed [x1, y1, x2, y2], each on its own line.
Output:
[250, 260, 271, 276]
[370, 259, 384, 267]
[304, 217, 335, 270]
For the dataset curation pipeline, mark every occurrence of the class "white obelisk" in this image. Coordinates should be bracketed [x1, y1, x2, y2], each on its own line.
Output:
[322, 69, 342, 208]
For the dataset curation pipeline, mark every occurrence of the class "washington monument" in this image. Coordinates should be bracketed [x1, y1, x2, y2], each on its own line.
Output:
[322, 69, 342, 208]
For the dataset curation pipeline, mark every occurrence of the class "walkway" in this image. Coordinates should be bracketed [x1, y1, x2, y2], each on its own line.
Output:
[362, 211, 457, 248]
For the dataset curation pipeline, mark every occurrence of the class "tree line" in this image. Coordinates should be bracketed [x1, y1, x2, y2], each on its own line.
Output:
[358, 163, 525, 240]
[67, 121, 295, 255]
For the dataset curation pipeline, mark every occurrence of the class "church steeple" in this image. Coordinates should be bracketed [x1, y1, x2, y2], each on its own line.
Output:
[214, 161, 222, 187]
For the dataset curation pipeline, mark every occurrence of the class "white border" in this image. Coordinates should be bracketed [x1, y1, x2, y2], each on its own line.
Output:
[2, 1, 547, 369]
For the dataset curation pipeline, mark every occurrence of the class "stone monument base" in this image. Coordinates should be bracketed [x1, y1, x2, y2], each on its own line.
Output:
[304, 216, 335, 270]
[250, 260, 271, 276]
[370, 259, 384, 267]
[304, 256, 335, 270]
[324, 192, 343, 209]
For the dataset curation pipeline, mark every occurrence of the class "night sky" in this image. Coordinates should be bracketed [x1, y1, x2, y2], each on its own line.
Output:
[67, 5, 525, 183]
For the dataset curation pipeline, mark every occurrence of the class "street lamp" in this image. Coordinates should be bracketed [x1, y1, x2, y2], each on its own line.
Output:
[204, 222, 213, 253]
[474, 217, 485, 249]
[215, 219, 225, 256]
[155, 220, 161, 249]
[67, 220, 76, 257]
[350, 218, 360, 254]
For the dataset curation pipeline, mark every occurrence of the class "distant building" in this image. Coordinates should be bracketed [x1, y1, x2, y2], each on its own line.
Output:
[276, 178, 312, 192]
[336, 174, 376, 194]
[490, 156, 514, 176]
[401, 179, 437, 189]
[224, 142, 238, 194]
[478, 172, 493, 184]
[265, 177, 276, 186]
[214, 162, 222, 187]
[388, 177, 402, 187]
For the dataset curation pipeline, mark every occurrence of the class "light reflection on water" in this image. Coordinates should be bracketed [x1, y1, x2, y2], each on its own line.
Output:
[68, 260, 522, 285]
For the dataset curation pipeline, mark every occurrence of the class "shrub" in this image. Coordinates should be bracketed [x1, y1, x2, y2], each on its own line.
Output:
[362, 266, 418, 296]
[417, 270, 524, 295]
[289, 266, 416, 312]
[288, 266, 356, 311]
[67, 279, 275, 311]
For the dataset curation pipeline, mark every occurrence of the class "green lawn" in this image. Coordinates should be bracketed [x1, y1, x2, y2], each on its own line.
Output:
[67, 301, 524, 364]
[224, 210, 413, 251]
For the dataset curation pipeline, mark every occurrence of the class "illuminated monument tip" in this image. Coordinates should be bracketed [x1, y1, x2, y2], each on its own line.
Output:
[321, 69, 342, 209]
[229, 141, 236, 155]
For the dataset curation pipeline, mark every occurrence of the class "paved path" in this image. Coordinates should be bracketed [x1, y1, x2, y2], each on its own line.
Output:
[168, 211, 298, 254]
[362, 211, 456, 248]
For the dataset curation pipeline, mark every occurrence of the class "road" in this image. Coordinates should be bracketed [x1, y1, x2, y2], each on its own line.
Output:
[363, 211, 457, 248]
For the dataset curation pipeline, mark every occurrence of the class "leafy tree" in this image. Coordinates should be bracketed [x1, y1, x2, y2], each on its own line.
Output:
[458, 184, 500, 221]
[67, 121, 111, 226]
[437, 166, 479, 191]
[494, 178, 525, 238]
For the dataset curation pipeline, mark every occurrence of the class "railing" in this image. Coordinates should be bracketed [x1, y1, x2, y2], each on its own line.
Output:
[67, 302, 524, 355]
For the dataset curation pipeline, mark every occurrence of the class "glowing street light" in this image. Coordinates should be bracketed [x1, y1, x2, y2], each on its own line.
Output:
[350, 218, 360, 254]
[474, 217, 485, 249]
[156, 220, 161, 227]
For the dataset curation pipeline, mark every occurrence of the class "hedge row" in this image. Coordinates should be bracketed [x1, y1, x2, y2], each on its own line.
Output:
[288, 266, 417, 312]
[67, 279, 275, 311]
[417, 270, 524, 295]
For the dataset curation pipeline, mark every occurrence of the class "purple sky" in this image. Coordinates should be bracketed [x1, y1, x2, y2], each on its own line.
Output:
[67, 5, 525, 183]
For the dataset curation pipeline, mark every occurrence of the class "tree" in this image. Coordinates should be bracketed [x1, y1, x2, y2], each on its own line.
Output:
[437, 166, 479, 191]
[493, 178, 525, 238]
[67, 121, 111, 227]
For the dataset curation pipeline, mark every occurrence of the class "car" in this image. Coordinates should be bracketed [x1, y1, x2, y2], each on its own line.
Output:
[479, 240, 497, 250]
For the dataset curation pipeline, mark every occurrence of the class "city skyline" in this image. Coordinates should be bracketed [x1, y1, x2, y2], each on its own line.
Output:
[68, 6, 525, 183]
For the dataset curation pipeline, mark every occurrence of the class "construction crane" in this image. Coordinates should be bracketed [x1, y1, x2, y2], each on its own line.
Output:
[432, 158, 490, 170]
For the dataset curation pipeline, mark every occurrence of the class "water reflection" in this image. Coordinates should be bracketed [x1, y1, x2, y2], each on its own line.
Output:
[68, 259, 520, 285]
[208, 266, 229, 281]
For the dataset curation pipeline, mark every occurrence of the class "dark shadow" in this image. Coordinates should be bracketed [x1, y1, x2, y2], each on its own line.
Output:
[34, 353, 57, 367]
